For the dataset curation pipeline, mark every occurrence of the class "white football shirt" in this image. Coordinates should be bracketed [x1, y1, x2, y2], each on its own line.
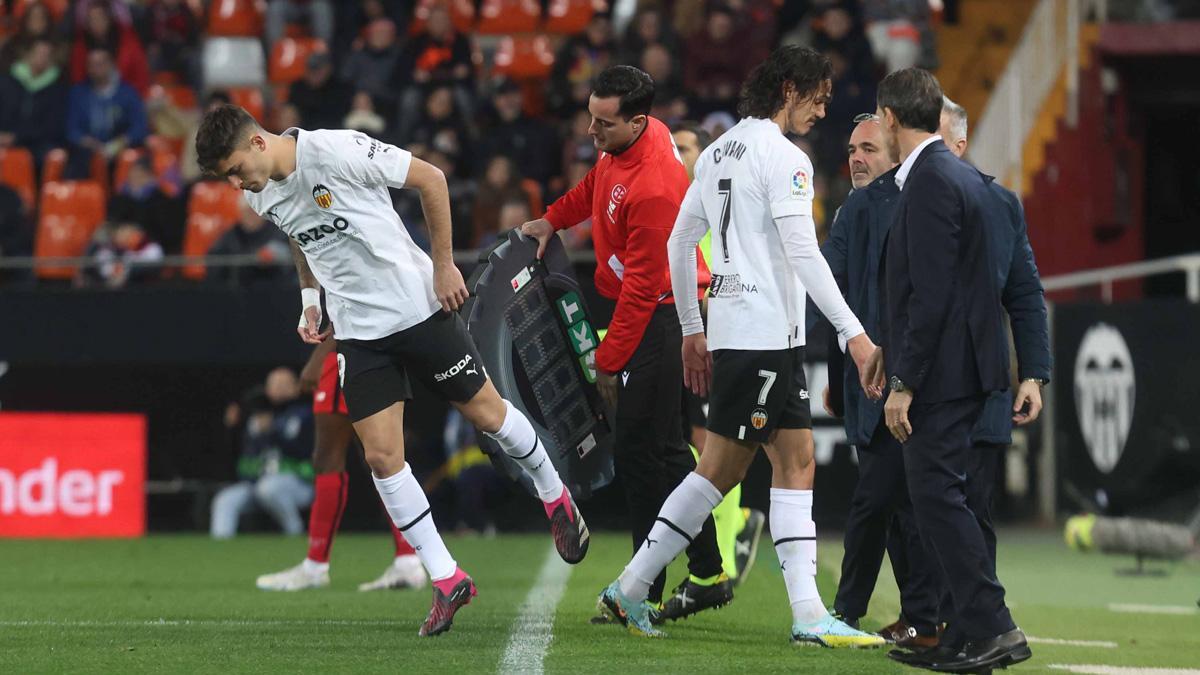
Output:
[668, 117, 864, 351]
[245, 128, 441, 340]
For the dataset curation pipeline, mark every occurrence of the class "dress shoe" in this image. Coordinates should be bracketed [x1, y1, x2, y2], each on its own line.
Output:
[888, 644, 959, 668]
[927, 628, 1031, 673]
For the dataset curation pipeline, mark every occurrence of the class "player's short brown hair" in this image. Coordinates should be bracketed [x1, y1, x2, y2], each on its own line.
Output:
[195, 104, 260, 174]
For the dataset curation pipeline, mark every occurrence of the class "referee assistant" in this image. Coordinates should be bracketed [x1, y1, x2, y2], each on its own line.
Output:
[522, 66, 726, 612]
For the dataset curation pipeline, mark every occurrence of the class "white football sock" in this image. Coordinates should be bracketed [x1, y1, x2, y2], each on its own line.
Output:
[372, 464, 456, 581]
[618, 472, 723, 601]
[484, 400, 564, 502]
[771, 488, 825, 624]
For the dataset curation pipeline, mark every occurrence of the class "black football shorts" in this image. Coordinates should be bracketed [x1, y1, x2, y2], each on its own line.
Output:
[706, 347, 812, 443]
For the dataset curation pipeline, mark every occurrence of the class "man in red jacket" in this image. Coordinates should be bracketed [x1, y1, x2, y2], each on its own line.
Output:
[522, 66, 729, 620]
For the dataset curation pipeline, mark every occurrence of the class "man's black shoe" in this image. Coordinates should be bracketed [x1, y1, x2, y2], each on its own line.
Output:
[893, 628, 1029, 673]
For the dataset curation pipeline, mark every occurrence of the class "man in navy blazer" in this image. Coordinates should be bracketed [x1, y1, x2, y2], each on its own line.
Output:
[867, 68, 1031, 672]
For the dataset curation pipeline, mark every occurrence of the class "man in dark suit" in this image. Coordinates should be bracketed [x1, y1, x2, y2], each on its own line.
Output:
[867, 68, 1031, 671]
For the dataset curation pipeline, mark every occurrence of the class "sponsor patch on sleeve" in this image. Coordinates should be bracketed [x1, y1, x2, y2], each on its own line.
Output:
[791, 168, 810, 197]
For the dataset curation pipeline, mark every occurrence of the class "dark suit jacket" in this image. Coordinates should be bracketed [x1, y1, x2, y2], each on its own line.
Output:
[881, 140, 1009, 404]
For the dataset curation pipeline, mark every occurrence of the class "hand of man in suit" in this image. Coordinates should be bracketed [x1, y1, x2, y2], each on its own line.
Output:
[885, 390, 913, 442]
[860, 346, 886, 400]
[848, 334, 883, 399]
[1012, 379, 1043, 425]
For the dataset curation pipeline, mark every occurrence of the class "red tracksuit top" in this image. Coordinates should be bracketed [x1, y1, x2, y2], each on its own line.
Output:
[544, 116, 710, 373]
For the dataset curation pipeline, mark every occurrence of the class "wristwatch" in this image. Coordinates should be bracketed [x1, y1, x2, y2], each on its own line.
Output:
[1023, 377, 1049, 388]
[889, 375, 910, 393]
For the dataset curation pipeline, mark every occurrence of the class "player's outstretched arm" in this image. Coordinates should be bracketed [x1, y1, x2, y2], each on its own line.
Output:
[406, 157, 468, 312]
[291, 240, 331, 344]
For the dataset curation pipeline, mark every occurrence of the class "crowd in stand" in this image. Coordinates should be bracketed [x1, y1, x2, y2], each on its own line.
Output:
[0, 0, 943, 288]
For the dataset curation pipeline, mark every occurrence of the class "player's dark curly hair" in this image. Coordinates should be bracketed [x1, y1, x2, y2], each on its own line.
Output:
[737, 46, 832, 119]
[195, 104, 261, 174]
[592, 65, 655, 119]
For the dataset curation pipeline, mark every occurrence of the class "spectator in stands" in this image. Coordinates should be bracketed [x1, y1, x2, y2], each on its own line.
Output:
[548, 10, 615, 115]
[181, 90, 231, 184]
[684, 5, 750, 116]
[339, 18, 405, 118]
[207, 194, 292, 286]
[65, 47, 148, 179]
[494, 196, 532, 243]
[861, 0, 928, 73]
[211, 367, 315, 540]
[332, 0, 409, 64]
[406, 3, 473, 89]
[471, 155, 529, 249]
[343, 91, 388, 137]
[265, 0, 335, 49]
[144, 0, 200, 87]
[108, 156, 185, 253]
[0, 184, 33, 283]
[274, 102, 302, 134]
[288, 51, 353, 131]
[422, 149, 476, 250]
[560, 108, 597, 178]
[554, 159, 594, 251]
[0, 1, 63, 72]
[478, 78, 558, 188]
[617, 5, 680, 71]
[69, 1, 150, 95]
[404, 85, 471, 170]
[812, 4, 876, 84]
[640, 43, 687, 123]
[80, 221, 164, 288]
[0, 38, 69, 168]
[726, 0, 779, 65]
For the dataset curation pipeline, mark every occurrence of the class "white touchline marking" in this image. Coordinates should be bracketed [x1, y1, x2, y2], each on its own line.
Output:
[1028, 637, 1118, 648]
[497, 544, 573, 675]
[1048, 665, 1200, 674]
[0, 619, 405, 627]
[1108, 603, 1200, 615]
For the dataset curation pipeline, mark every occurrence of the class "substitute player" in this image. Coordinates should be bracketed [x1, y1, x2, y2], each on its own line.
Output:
[254, 337, 426, 593]
[195, 105, 589, 637]
[598, 46, 885, 648]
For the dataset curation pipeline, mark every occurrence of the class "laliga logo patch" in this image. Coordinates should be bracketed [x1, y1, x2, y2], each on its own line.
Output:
[791, 168, 808, 196]
[312, 184, 334, 209]
[750, 408, 769, 430]
[1074, 323, 1135, 474]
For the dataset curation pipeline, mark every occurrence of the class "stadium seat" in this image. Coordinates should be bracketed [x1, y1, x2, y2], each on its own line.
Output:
[476, 0, 541, 35]
[543, 0, 602, 34]
[202, 37, 266, 89]
[153, 84, 198, 111]
[229, 87, 266, 124]
[410, 0, 476, 35]
[182, 180, 242, 280]
[269, 37, 326, 85]
[0, 147, 36, 211]
[521, 178, 544, 218]
[34, 180, 106, 280]
[207, 0, 264, 37]
[492, 35, 554, 79]
[40, 148, 66, 186]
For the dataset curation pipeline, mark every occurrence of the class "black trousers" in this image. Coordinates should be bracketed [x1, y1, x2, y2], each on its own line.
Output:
[903, 396, 1015, 640]
[613, 304, 722, 603]
[834, 420, 939, 634]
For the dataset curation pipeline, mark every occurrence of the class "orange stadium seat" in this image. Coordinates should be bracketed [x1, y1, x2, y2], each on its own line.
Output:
[207, 0, 264, 37]
[34, 180, 106, 280]
[476, 0, 541, 35]
[41, 147, 66, 186]
[492, 35, 555, 79]
[544, 0, 603, 34]
[411, 0, 476, 35]
[0, 147, 37, 211]
[182, 180, 241, 280]
[229, 87, 266, 124]
[157, 84, 198, 111]
[269, 37, 326, 85]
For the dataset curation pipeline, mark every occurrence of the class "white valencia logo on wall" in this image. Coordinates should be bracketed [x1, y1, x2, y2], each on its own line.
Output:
[1073, 323, 1135, 474]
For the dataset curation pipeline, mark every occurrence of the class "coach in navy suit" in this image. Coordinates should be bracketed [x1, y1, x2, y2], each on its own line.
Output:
[868, 68, 1030, 672]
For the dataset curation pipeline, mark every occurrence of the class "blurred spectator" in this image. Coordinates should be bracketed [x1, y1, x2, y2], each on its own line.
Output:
[265, 0, 335, 48]
[144, 0, 200, 86]
[727, 0, 779, 65]
[211, 367, 315, 539]
[288, 51, 353, 131]
[274, 102, 303, 134]
[426, 409, 507, 536]
[812, 4, 875, 82]
[344, 91, 388, 137]
[640, 43, 686, 123]
[617, 5, 680, 69]
[404, 85, 471, 169]
[817, 49, 878, 191]
[471, 156, 528, 249]
[65, 47, 148, 179]
[495, 196, 532, 240]
[69, 1, 150, 95]
[181, 90, 232, 183]
[554, 159, 594, 250]
[861, 0, 930, 73]
[423, 149, 475, 250]
[333, 0, 410, 64]
[684, 5, 750, 116]
[548, 11, 615, 115]
[80, 221, 164, 288]
[560, 107, 597, 179]
[339, 18, 406, 117]
[0, 38, 69, 168]
[0, 1, 63, 72]
[479, 78, 559, 188]
[0, 184, 33, 273]
[405, 3, 473, 88]
[207, 195, 292, 286]
[108, 156, 185, 253]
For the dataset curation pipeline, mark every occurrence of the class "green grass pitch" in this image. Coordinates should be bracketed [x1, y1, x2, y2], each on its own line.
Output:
[1, 529, 1196, 673]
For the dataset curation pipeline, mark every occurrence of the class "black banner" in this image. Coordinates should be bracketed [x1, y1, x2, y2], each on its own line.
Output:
[1054, 300, 1200, 515]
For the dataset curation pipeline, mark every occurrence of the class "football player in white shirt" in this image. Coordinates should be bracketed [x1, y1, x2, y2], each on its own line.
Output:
[195, 105, 589, 637]
[598, 47, 885, 648]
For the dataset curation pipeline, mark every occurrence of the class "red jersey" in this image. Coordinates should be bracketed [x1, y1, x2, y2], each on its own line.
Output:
[544, 116, 709, 373]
